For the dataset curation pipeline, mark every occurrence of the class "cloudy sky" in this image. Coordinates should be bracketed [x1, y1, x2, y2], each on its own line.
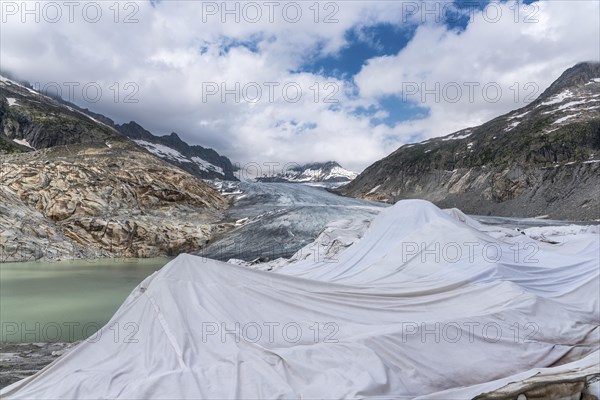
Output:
[1, 0, 599, 171]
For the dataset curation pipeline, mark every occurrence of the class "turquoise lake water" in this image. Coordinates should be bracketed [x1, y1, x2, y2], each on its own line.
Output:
[0, 258, 171, 342]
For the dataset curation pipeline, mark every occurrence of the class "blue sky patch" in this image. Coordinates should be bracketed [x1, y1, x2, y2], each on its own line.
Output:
[355, 96, 430, 128]
[299, 23, 417, 78]
[376, 96, 431, 127]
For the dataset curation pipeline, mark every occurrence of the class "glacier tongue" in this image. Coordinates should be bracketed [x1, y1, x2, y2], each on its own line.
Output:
[2, 200, 598, 399]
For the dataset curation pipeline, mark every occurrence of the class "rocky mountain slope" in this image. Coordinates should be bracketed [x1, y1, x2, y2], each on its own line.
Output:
[0, 76, 228, 262]
[341, 62, 600, 220]
[0, 76, 125, 151]
[0, 75, 237, 181]
[116, 122, 238, 181]
[256, 161, 358, 183]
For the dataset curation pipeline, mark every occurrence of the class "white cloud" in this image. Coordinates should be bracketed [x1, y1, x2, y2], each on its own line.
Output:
[355, 0, 600, 141]
[1, 1, 598, 172]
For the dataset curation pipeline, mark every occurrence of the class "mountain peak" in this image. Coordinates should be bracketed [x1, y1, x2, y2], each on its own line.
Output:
[537, 61, 600, 100]
[341, 62, 600, 220]
[116, 121, 154, 141]
[115, 123, 238, 180]
[258, 161, 357, 184]
[292, 161, 341, 172]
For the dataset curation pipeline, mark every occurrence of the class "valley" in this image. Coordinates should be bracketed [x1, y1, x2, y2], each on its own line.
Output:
[1, 60, 599, 399]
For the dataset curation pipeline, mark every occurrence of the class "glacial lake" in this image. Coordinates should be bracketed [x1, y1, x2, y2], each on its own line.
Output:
[0, 257, 171, 342]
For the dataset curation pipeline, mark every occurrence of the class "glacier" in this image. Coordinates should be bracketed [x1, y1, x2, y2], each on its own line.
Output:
[1, 200, 598, 399]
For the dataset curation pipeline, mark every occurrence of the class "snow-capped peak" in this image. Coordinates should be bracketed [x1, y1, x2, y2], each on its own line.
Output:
[257, 161, 358, 184]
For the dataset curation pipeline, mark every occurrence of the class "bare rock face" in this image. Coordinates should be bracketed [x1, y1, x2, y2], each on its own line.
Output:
[341, 63, 600, 220]
[1, 75, 231, 262]
[350, 162, 600, 220]
[0, 342, 81, 389]
[1, 142, 228, 262]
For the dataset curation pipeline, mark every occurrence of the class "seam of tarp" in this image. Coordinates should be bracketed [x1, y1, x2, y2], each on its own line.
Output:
[144, 291, 187, 369]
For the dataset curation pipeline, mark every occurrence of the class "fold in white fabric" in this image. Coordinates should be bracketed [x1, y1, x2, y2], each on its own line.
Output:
[2, 200, 598, 399]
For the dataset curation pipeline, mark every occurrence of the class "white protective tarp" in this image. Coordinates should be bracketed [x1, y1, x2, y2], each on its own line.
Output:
[2, 200, 599, 399]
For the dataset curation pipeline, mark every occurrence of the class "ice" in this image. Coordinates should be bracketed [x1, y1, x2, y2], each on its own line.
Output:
[4, 200, 598, 399]
[197, 182, 384, 261]
[231, 216, 372, 271]
[300, 181, 348, 189]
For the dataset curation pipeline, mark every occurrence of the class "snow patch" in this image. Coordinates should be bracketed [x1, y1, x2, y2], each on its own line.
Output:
[539, 90, 573, 106]
[557, 99, 594, 110]
[324, 166, 358, 181]
[275, 164, 358, 183]
[508, 111, 530, 120]
[553, 114, 580, 124]
[367, 185, 381, 195]
[504, 121, 520, 132]
[0, 75, 18, 85]
[12, 138, 35, 149]
[441, 129, 472, 141]
[191, 157, 224, 175]
[133, 140, 191, 163]
[579, 106, 600, 112]
[0, 75, 45, 96]
[442, 133, 472, 141]
[6, 98, 18, 107]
